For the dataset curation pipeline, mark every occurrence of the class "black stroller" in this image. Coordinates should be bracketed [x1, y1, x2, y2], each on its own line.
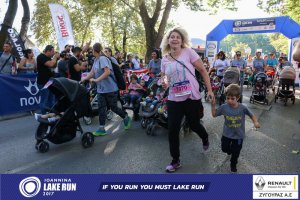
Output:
[249, 72, 269, 105]
[35, 78, 94, 153]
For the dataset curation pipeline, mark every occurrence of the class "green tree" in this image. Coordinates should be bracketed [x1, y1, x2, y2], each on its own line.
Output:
[31, 0, 107, 49]
[257, 0, 299, 56]
[0, 0, 18, 48]
[231, 42, 250, 57]
[269, 33, 288, 55]
[258, 0, 300, 22]
[221, 34, 276, 56]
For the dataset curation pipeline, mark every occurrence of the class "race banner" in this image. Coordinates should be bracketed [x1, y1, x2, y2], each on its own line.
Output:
[0, 174, 298, 200]
[233, 18, 276, 32]
[0, 74, 40, 116]
[48, 3, 75, 52]
[205, 41, 218, 65]
[7, 27, 26, 60]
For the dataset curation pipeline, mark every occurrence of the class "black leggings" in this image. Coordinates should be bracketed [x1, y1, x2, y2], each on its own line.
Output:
[97, 91, 127, 126]
[167, 99, 208, 162]
[221, 136, 243, 165]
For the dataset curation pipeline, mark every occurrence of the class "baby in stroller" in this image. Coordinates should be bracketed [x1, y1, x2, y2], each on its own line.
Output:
[139, 77, 169, 135]
[123, 74, 144, 108]
[249, 72, 269, 105]
[204, 72, 220, 101]
[275, 66, 296, 105]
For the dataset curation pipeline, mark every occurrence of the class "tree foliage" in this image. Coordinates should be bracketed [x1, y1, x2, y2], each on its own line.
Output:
[220, 34, 277, 56]
[256, 0, 299, 56]
[231, 42, 249, 57]
[257, 0, 300, 22]
[0, 0, 18, 48]
[269, 33, 288, 55]
[31, 0, 241, 61]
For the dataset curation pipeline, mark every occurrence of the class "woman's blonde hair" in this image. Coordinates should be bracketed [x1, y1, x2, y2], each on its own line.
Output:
[160, 27, 191, 56]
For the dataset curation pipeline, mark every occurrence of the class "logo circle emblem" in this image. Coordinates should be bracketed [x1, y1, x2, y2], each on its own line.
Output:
[19, 177, 41, 198]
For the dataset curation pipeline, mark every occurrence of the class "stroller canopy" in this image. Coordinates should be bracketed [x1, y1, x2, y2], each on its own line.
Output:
[49, 78, 87, 102]
[223, 67, 240, 84]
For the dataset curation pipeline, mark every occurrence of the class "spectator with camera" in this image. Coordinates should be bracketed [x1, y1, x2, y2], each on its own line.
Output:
[68, 47, 88, 81]
[36, 45, 60, 114]
[57, 51, 69, 78]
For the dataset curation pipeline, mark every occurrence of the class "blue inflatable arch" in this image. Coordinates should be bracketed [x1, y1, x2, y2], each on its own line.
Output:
[205, 16, 300, 62]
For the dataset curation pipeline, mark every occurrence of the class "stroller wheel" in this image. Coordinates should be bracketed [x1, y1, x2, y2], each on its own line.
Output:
[284, 98, 288, 106]
[81, 132, 94, 148]
[292, 97, 295, 104]
[264, 98, 269, 105]
[141, 118, 147, 129]
[35, 140, 42, 150]
[83, 116, 92, 125]
[249, 96, 253, 104]
[146, 122, 155, 136]
[106, 110, 114, 121]
[37, 141, 49, 153]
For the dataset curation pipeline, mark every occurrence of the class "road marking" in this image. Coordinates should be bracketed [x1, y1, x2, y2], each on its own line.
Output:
[104, 138, 119, 155]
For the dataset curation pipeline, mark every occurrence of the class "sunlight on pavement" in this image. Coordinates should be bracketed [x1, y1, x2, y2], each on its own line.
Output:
[104, 138, 119, 155]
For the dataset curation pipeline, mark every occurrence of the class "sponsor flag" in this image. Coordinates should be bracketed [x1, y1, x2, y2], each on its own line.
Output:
[7, 27, 26, 60]
[48, 3, 75, 52]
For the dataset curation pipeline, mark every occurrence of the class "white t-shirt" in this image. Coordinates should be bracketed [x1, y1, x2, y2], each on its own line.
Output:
[132, 58, 140, 69]
[213, 59, 230, 76]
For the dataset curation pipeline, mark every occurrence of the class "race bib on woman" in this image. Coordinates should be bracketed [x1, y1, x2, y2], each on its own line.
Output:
[172, 80, 192, 97]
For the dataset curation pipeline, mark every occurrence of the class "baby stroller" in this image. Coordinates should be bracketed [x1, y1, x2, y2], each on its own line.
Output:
[265, 66, 276, 92]
[217, 67, 241, 105]
[139, 95, 168, 136]
[274, 67, 296, 106]
[249, 72, 269, 105]
[243, 67, 253, 88]
[139, 77, 167, 135]
[35, 78, 94, 153]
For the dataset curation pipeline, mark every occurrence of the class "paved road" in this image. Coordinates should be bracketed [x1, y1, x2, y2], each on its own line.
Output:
[0, 87, 299, 174]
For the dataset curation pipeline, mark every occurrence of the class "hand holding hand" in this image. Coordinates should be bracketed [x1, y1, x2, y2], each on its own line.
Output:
[207, 91, 215, 104]
[254, 122, 261, 129]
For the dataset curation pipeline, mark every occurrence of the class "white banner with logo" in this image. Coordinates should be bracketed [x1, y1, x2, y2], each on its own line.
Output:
[205, 41, 218, 66]
[48, 3, 75, 52]
[253, 175, 298, 199]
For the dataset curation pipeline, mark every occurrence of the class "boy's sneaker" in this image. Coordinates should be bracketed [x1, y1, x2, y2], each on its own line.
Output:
[203, 139, 209, 151]
[230, 163, 237, 173]
[93, 127, 107, 136]
[166, 161, 181, 173]
[123, 115, 132, 130]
